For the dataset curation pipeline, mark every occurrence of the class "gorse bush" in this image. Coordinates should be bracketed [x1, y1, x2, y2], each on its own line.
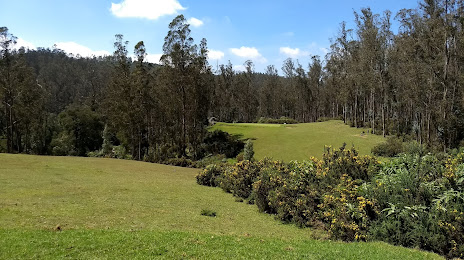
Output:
[197, 146, 464, 258]
[196, 163, 227, 187]
[220, 160, 262, 198]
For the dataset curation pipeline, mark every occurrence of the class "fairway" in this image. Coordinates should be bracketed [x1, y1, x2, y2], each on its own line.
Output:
[212, 120, 385, 161]
[0, 154, 441, 259]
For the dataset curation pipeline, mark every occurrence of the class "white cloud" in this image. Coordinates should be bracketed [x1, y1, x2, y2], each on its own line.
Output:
[54, 42, 110, 57]
[188, 17, 204, 27]
[279, 47, 309, 58]
[208, 49, 224, 60]
[233, 64, 246, 72]
[110, 0, 185, 20]
[14, 38, 36, 50]
[230, 46, 266, 63]
[145, 53, 162, 64]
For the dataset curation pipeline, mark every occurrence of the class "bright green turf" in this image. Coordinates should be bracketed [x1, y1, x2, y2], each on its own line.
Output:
[211, 120, 386, 161]
[0, 154, 441, 259]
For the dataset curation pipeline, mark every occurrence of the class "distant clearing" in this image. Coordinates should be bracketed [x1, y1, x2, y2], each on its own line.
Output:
[211, 120, 385, 161]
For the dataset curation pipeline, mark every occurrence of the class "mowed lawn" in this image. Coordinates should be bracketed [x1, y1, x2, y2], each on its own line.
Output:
[0, 154, 441, 259]
[212, 120, 386, 161]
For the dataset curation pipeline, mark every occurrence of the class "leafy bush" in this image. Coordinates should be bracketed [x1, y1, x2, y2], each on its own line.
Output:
[257, 117, 298, 124]
[196, 146, 464, 258]
[371, 137, 404, 157]
[196, 164, 226, 187]
[361, 153, 464, 258]
[112, 145, 132, 160]
[220, 160, 262, 198]
[244, 140, 254, 161]
[202, 130, 244, 158]
[321, 144, 380, 182]
[164, 157, 197, 168]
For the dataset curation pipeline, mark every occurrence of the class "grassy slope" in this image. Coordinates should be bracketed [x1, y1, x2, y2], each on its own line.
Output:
[0, 154, 441, 259]
[212, 120, 385, 161]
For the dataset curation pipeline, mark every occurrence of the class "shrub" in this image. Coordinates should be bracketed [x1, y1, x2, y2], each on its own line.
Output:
[165, 157, 197, 168]
[257, 117, 298, 124]
[321, 144, 380, 182]
[220, 160, 262, 199]
[112, 145, 132, 160]
[371, 137, 404, 157]
[244, 140, 254, 161]
[200, 209, 217, 217]
[196, 164, 226, 187]
[236, 152, 244, 162]
[318, 175, 377, 241]
[252, 160, 289, 214]
[268, 160, 321, 227]
[195, 145, 464, 258]
[202, 130, 244, 158]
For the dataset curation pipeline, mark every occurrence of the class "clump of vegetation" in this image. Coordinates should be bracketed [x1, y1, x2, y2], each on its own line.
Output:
[258, 117, 298, 124]
[198, 146, 464, 258]
[201, 130, 244, 158]
[243, 140, 254, 161]
[200, 209, 217, 217]
[371, 137, 404, 157]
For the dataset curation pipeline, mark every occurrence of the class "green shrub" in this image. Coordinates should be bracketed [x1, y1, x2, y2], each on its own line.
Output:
[252, 160, 289, 214]
[200, 209, 217, 217]
[112, 145, 132, 160]
[257, 117, 298, 124]
[236, 152, 244, 162]
[196, 146, 464, 258]
[220, 160, 262, 199]
[202, 130, 244, 158]
[244, 140, 254, 161]
[321, 144, 380, 182]
[165, 157, 197, 168]
[371, 137, 404, 157]
[196, 164, 226, 187]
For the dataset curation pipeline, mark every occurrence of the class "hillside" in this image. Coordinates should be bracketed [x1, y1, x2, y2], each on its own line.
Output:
[211, 120, 385, 161]
[0, 154, 441, 259]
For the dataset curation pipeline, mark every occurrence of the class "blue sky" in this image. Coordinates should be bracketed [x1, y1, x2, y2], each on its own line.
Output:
[0, 0, 420, 72]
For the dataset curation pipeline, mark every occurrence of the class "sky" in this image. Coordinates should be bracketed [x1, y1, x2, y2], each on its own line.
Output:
[0, 0, 420, 73]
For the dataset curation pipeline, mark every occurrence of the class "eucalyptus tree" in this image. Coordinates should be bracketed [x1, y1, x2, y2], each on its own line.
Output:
[0, 27, 44, 153]
[160, 14, 212, 158]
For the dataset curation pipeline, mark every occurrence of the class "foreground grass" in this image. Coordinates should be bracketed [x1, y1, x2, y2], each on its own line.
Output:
[0, 154, 441, 259]
[212, 120, 385, 161]
[1, 229, 441, 259]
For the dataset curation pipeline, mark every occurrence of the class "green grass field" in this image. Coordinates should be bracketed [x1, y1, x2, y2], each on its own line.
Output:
[0, 153, 441, 259]
[211, 120, 386, 161]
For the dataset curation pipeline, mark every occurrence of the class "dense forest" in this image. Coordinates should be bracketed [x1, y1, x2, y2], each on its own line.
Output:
[2, 0, 464, 160]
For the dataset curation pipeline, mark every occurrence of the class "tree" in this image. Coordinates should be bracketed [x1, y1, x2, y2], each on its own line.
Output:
[160, 15, 212, 158]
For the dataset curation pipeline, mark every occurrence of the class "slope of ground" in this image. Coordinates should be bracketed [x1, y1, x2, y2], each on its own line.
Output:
[211, 120, 385, 161]
[0, 154, 440, 259]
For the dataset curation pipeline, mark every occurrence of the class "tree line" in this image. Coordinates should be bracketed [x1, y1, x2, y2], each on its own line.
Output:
[1, 0, 464, 160]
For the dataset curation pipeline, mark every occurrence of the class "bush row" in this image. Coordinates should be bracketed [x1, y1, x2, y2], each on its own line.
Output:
[257, 117, 298, 124]
[197, 145, 464, 258]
